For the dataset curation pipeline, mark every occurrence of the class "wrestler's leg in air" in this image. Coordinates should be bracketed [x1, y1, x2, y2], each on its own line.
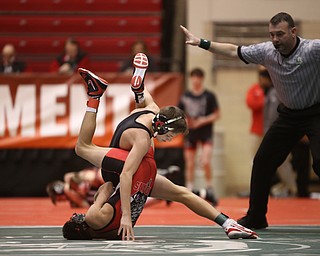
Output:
[69, 68, 116, 235]
[76, 68, 110, 168]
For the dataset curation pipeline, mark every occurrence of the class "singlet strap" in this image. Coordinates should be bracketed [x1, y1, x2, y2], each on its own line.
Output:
[132, 110, 155, 138]
[109, 110, 155, 148]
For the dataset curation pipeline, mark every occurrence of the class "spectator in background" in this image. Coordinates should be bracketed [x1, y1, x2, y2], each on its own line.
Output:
[0, 43, 27, 73]
[50, 37, 90, 75]
[246, 65, 269, 159]
[46, 167, 104, 208]
[120, 40, 158, 73]
[246, 65, 311, 198]
[178, 68, 220, 206]
[243, 66, 297, 198]
[237, 66, 268, 198]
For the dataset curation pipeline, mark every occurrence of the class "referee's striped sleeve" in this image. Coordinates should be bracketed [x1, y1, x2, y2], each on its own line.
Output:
[237, 46, 249, 64]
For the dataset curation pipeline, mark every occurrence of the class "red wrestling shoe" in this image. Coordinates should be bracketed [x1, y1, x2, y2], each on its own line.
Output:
[78, 68, 108, 98]
[224, 219, 259, 239]
[131, 53, 149, 93]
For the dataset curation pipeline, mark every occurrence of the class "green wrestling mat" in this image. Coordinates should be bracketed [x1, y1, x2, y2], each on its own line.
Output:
[1, 225, 320, 255]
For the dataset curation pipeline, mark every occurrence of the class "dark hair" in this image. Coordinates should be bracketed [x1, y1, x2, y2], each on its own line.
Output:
[190, 68, 205, 78]
[65, 37, 80, 48]
[258, 69, 271, 79]
[131, 40, 148, 53]
[62, 213, 92, 240]
[270, 12, 295, 28]
[46, 180, 65, 205]
[159, 106, 188, 135]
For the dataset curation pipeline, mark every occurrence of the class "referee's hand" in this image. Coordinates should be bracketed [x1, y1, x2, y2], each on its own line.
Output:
[180, 25, 200, 46]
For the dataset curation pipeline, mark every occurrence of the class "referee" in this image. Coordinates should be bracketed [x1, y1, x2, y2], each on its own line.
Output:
[181, 12, 320, 229]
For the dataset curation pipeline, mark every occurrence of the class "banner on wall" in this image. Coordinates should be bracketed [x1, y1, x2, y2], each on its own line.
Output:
[0, 73, 184, 148]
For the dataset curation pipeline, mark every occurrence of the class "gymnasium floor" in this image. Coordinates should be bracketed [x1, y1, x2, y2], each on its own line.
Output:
[1, 197, 320, 255]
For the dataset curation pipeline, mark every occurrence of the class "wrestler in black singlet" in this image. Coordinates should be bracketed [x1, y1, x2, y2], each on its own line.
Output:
[110, 110, 155, 148]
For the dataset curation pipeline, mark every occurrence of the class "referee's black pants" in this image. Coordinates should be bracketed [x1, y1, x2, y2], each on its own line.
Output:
[247, 103, 320, 219]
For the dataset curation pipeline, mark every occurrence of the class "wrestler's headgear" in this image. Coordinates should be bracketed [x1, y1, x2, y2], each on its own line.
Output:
[151, 113, 183, 137]
[46, 180, 65, 205]
[62, 213, 92, 240]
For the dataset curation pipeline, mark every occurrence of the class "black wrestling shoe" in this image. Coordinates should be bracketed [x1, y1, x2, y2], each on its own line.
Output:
[205, 188, 218, 206]
[237, 215, 268, 229]
[78, 68, 108, 99]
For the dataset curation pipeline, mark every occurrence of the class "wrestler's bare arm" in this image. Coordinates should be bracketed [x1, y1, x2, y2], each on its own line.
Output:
[93, 182, 114, 205]
[118, 131, 150, 240]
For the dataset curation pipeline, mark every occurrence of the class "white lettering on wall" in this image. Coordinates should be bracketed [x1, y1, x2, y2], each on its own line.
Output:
[40, 84, 68, 136]
[0, 83, 133, 138]
[69, 84, 87, 136]
[0, 84, 36, 136]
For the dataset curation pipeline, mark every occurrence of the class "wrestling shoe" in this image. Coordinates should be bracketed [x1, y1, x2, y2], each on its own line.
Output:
[78, 68, 108, 98]
[204, 188, 218, 206]
[131, 53, 149, 94]
[237, 214, 268, 229]
[193, 188, 218, 206]
[224, 219, 259, 239]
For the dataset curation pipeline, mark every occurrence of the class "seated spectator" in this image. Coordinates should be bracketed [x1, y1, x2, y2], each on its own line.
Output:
[0, 44, 27, 73]
[46, 167, 104, 208]
[120, 40, 158, 73]
[50, 38, 90, 75]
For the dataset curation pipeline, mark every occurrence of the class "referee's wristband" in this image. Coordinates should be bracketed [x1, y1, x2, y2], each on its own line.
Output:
[199, 39, 211, 50]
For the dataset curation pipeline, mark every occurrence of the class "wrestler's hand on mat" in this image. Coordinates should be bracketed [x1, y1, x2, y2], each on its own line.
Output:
[118, 215, 134, 241]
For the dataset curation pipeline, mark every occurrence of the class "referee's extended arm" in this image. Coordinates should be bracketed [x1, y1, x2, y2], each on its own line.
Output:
[180, 25, 238, 58]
